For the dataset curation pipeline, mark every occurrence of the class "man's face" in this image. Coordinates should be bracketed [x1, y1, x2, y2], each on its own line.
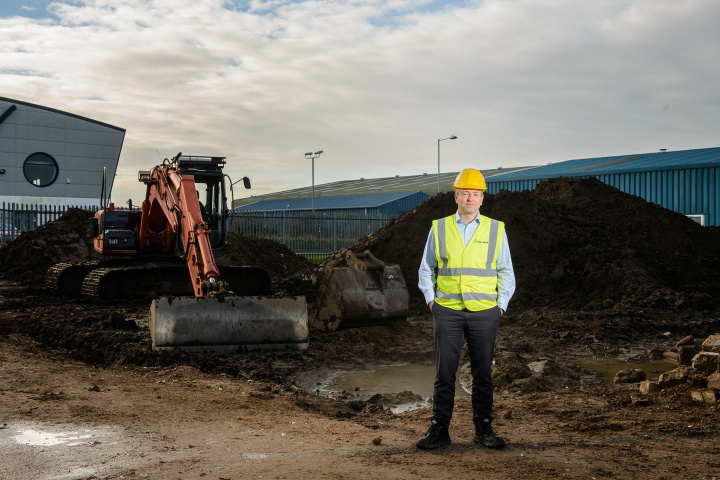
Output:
[455, 188, 484, 217]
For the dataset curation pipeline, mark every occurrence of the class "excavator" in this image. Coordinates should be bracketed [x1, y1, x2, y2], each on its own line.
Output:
[47, 153, 308, 352]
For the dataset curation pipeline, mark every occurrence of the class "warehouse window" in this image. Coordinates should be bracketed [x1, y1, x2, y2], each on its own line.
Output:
[23, 152, 58, 187]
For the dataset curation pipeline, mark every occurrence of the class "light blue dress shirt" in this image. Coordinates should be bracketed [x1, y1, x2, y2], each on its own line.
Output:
[418, 212, 516, 311]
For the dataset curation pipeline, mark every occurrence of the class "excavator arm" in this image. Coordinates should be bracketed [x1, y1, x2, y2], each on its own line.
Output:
[137, 155, 227, 297]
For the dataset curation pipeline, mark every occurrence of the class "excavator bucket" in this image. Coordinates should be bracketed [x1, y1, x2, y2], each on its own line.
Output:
[150, 295, 309, 352]
[310, 250, 409, 332]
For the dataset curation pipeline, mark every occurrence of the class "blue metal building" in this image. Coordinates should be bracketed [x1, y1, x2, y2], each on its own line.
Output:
[486, 147, 720, 227]
[237, 191, 431, 216]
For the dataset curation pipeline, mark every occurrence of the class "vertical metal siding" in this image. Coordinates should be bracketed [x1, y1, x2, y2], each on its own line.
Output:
[487, 166, 719, 226]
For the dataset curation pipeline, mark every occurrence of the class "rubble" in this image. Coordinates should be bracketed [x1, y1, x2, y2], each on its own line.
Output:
[701, 334, 720, 353]
[632, 333, 720, 404]
[614, 368, 646, 384]
[692, 351, 720, 374]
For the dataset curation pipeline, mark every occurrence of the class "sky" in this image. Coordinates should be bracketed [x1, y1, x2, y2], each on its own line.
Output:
[1, 0, 719, 203]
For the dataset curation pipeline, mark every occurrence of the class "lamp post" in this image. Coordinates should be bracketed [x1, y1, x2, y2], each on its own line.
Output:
[304, 150, 323, 211]
[437, 135, 457, 194]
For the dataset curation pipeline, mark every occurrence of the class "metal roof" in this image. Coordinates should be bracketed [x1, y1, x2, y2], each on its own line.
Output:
[488, 147, 720, 182]
[238, 191, 429, 212]
[232, 166, 528, 208]
[0, 96, 126, 132]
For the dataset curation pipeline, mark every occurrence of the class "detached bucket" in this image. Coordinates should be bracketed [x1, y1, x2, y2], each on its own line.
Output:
[310, 250, 409, 332]
[150, 295, 309, 352]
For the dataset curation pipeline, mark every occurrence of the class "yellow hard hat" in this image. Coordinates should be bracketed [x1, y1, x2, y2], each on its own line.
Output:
[453, 168, 486, 191]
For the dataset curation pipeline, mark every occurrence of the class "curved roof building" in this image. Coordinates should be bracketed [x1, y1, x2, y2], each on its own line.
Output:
[0, 96, 125, 208]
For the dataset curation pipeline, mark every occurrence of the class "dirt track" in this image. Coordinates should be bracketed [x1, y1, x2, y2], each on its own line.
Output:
[1, 177, 719, 479]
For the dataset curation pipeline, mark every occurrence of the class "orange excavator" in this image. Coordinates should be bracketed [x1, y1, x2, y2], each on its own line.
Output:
[49, 153, 308, 352]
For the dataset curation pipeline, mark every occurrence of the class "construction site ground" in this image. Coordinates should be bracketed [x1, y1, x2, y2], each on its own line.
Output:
[1, 177, 719, 480]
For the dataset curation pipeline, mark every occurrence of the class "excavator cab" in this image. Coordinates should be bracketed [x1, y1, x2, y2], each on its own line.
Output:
[89, 204, 137, 254]
[176, 156, 228, 249]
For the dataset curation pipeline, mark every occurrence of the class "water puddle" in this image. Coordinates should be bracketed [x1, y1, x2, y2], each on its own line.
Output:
[318, 363, 469, 413]
[575, 358, 677, 385]
[14, 428, 93, 446]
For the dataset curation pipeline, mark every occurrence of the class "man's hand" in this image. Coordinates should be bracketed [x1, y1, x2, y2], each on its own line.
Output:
[499, 308, 505, 316]
[428, 300, 434, 311]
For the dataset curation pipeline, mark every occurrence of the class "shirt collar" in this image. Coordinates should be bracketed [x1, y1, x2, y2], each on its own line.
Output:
[455, 211, 480, 226]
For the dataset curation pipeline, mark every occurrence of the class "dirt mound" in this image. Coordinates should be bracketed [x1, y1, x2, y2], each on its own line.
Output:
[324, 177, 720, 313]
[218, 233, 314, 284]
[0, 208, 101, 283]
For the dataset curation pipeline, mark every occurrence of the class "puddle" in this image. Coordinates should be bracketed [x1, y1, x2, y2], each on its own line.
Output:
[318, 363, 470, 413]
[14, 429, 93, 446]
[575, 358, 677, 385]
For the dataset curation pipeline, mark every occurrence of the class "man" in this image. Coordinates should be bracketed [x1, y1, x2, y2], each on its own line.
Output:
[416, 168, 516, 449]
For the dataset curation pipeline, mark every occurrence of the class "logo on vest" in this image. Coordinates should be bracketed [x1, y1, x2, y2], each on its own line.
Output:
[474, 239, 488, 244]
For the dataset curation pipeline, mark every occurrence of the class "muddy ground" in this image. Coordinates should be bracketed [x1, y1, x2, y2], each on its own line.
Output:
[1, 177, 719, 479]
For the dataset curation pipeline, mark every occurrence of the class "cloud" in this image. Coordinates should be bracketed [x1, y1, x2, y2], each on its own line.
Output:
[1, 0, 719, 202]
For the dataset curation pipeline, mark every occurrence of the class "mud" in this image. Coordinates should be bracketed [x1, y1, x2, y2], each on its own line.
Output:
[1, 177, 719, 479]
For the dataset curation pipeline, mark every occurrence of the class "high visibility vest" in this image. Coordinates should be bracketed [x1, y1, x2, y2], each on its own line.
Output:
[433, 214, 505, 311]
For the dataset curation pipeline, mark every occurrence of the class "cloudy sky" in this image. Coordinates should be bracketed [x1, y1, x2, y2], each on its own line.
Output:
[1, 0, 718, 202]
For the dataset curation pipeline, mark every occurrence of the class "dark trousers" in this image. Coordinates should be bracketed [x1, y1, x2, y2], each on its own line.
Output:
[431, 303, 502, 428]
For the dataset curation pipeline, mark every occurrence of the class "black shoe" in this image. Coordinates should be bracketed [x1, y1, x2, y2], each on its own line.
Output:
[416, 418, 451, 449]
[473, 419, 506, 449]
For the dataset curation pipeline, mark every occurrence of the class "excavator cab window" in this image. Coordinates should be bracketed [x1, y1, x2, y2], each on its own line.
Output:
[195, 178, 226, 249]
[101, 210, 134, 230]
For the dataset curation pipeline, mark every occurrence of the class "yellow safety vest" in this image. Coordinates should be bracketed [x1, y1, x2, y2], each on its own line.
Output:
[433, 214, 505, 311]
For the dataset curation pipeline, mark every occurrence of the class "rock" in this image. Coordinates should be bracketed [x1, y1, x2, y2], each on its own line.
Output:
[690, 375, 706, 388]
[649, 347, 665, 360]
[614, 368, 646, 384]
[372, 437, 382, 445]
[701, 334, 720, 353]
[702, 390, 719, 404]
[690, 390, 705, 403]
[676, 335, 695, 348]
[677, 345, 698, 366]
[707, 373, 720, 389]
[106, 311, 139, 330]
[527, 359, 550, 374]
[639, 380, 659, 394]
[658, 365, 697, 387]
[691, 351, 720, 374]
[631, 396, 650, 407]
[662, 351, 679, 362]
[491, 353, 532, 388]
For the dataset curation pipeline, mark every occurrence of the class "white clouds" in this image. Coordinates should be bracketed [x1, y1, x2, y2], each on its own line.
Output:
[1, 0, 718, 201]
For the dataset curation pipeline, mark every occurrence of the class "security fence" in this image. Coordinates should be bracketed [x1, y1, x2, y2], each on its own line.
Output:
[229, 211, 397, 263]
[1, 204, 397, 262]
[1, 203, 100, 243]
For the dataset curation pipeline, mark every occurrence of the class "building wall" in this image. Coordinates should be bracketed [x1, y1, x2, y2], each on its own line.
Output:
[0, 97, 125, 207]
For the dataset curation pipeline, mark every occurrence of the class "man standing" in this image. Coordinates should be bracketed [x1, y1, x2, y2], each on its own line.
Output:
[417, 168, 516, 449]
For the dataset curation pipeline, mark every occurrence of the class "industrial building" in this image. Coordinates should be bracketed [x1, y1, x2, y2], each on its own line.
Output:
[0, 96, 125, 208]
[235, 147, 718, 227]
[486, 147, 720, 227]
[238, 191, 431, 216]
[234, 167, 519, 216]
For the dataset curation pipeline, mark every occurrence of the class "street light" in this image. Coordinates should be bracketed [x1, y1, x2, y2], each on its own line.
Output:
[305, 150, 323, 211]
[437, 135, 457, 194]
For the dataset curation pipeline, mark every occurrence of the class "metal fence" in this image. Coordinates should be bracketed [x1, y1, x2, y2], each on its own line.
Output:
[0, 203, 100, 243]
[1, 204, 397, 262]
[229, 211, 397, 262]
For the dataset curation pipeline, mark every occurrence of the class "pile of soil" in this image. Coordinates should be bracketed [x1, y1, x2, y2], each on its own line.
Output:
[0, 208, 101, 283]
[325, 177, 720, 314]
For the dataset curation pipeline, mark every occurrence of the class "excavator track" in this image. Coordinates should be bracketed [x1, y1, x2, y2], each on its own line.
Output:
[81, 264, 271, 300]
[46, 262, 100, 296]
